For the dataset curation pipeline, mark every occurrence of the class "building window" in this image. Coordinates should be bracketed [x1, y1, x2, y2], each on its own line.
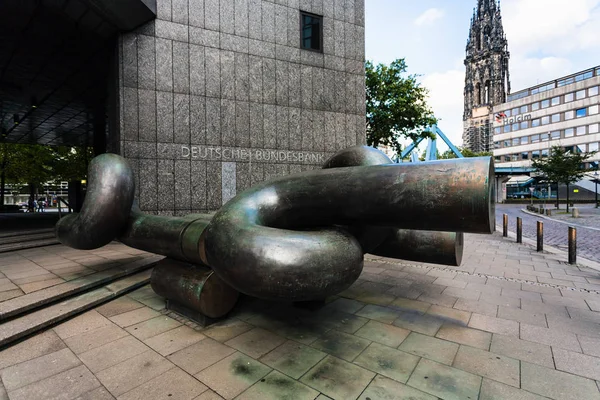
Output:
[565, 128, 574, 137]
[512, 107, 519, 115]
[512, 154, 518, 161]
[541, 133, 549, 141]
[590, 143, 599, 152]
[494, 127, 502, 134]
[565, 92, 574, 102]
[520, 121, 528, 129]
[494, 141, 500, 149]
[504, 109, 512, 117]
[512, 138, 519, 146]
[504, 140, 511, 147]
[590, 124, 599, 134]
[551, 96, 560, 106]
[576, 126, 586, 135]
[542, 149, 549, 157]
[531, 119, 540, 127]
[589, 86, 599, 96]
[520, 105, 528, 113]
[576, 89, 586, 100]
[540, 99, 549, 108]
[551, 130, 561, 139]
[495, 156, 501, 162]
[521, 152, 529, 160]
[512, 123, 519, 131]
[532, 134, 540, 143]
[565, 110, 574, 120]
[300, 12, 323, 52]
[532, 150, 540, 159]
[551, 114, 560, 123]
[589, 105, 599, 115]
[531, 102, 540, 111]
[521, 136, 529, 145]
[576, 107, 587, 118]
[503, 125, 511, 133]
[541, 116, 550, 125]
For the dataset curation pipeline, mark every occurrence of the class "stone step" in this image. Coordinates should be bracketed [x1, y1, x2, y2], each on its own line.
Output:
[0, 228, 54, 239]
[0, 254, 163, 321]
[0, 269, 154, 348]
[0, 232, 56, 245]
[0, 238, 60, 253]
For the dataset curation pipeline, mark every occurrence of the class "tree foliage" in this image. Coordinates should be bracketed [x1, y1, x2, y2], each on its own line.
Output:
[0, 143, 92, 205]
[532, 146, 596, 211]
[366, 59, 437, 154]
[439, 147, 492, 159]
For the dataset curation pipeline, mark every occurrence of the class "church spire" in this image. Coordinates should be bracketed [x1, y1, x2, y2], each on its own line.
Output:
[462, 0, 510, 152]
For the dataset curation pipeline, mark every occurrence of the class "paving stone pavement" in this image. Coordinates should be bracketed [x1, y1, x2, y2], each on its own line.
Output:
[497, 204, 600, 263]
[2, 232, 600, 399]
[0, 243, 155, 303]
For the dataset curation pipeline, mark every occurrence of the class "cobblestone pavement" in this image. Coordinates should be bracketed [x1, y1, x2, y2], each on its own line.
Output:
[3, 233, 600, 399]
[496, 204, 600, 263]
[548, 206, 600, 229]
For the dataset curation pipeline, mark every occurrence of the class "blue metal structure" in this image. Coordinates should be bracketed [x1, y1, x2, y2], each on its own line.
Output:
[396, 125, 463, 162]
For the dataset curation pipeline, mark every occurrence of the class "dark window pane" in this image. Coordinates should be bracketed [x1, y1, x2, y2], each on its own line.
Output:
[301, 13, 322, 51]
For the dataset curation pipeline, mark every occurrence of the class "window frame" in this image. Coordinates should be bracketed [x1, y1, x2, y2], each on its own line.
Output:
[299, 11, 324, 53]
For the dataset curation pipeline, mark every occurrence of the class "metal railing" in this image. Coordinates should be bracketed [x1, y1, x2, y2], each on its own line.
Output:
[57, 197, 72, 219]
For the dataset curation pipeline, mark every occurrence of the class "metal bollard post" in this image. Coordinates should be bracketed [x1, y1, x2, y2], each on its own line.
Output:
[537, 221, 543, 252]
[568, 227, 577, 264]
[503, 214, 508, 237]
[516, 217, 522, 243]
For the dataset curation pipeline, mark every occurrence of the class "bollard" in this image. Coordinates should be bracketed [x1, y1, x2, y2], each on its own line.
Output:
[568, 227, 577, 264]
[516, 217, 522, 243]
[537, 221, 543, 252]
[503, 214, 508, 237]
[572, 208, 579, 218]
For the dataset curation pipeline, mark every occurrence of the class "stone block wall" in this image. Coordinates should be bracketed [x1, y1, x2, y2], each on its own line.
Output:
[118, 0, 366, 214]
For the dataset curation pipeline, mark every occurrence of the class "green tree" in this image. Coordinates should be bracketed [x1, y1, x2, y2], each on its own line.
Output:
[366, 59, 437, 154]
[532, 146, 596, 211]
[0, 143, 55, 205]
[51, 146, 93, 182]
[439, 147, 492, 159]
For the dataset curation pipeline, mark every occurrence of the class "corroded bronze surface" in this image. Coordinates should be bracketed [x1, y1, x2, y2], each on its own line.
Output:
[323, 145, 465, 266]
[372, 230, 463, 266]
[55, 146, 494, 302]
[151, 258, 239, 318]
[55, 153, 134, 249]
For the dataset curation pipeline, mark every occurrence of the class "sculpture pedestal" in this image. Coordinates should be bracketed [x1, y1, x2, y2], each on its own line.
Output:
[150, 257, 239, 326]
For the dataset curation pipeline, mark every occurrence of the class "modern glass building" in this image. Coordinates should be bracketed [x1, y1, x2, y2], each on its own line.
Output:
[492, 66, 600, 169]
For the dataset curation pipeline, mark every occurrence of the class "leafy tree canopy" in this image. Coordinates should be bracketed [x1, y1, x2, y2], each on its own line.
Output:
[532, 146, 595, 185]
[366, 59, 437, 155]
[532, 146, 596, 211]
[439, 147, 492, 159]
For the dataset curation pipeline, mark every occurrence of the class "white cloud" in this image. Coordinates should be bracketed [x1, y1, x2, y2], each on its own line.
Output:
[509, 56, 573, 92]
[414, 8, 445, 26]
[421, 69, 465, 148]
[502, 0, 600, 57]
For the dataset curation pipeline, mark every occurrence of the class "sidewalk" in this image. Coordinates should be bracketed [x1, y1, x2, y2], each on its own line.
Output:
[2, 232, 600, 400]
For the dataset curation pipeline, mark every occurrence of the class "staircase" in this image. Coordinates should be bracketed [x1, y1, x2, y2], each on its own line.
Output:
[0, 228, 59, 253]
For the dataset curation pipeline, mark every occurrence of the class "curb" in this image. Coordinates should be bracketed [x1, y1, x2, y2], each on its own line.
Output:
[520, 208, 600, 232]
[494, 226, 600, 273]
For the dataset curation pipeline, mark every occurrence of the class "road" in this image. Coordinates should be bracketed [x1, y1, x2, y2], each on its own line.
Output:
[495, 204, 600, 263]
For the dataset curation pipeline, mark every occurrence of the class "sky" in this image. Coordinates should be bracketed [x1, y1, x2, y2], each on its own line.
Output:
[365, 0, 600, 151]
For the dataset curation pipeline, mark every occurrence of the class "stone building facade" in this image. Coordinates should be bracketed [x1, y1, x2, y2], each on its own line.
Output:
[117, 0, 366, 215]
[462, 0, 510, 153]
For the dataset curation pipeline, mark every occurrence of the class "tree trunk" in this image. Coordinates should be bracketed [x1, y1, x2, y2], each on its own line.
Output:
[566, 183, 570, 212]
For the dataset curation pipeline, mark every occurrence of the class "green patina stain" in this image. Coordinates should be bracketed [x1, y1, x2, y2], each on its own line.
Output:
[231, 359, 253, 376]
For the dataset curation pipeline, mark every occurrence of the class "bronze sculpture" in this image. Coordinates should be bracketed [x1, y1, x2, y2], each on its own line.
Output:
[56, 146, 494, 320]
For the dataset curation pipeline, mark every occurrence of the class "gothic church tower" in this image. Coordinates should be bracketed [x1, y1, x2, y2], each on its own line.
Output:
[463, 0, 510, 152]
